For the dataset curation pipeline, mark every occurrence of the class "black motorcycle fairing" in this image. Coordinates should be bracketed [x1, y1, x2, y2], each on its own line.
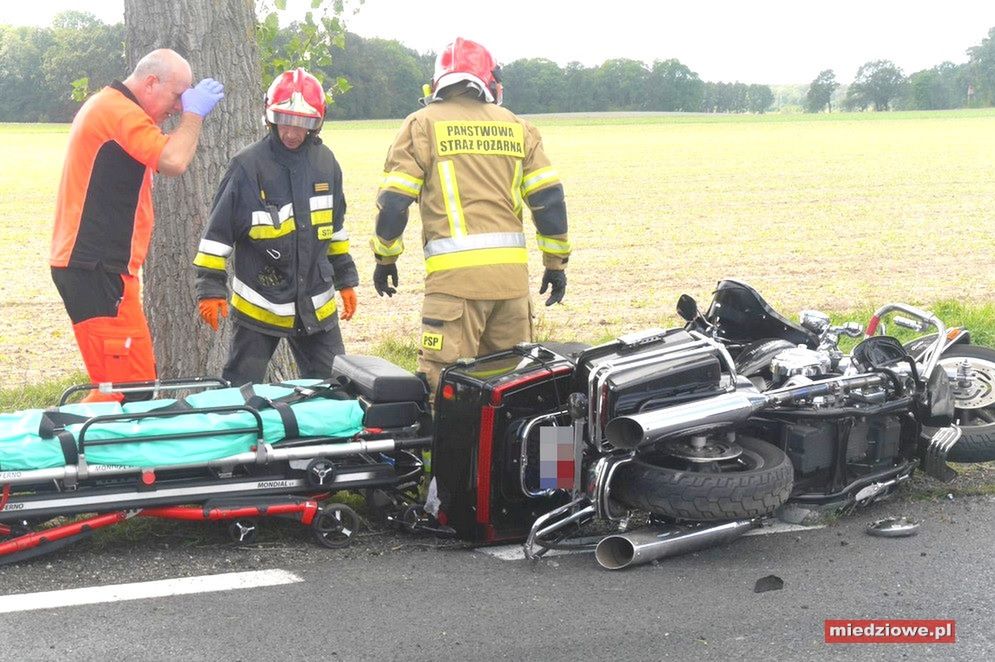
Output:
[903, 330, 971, 360]
[734, 338, 798, 377]
[852, 335, 908, 370]
[704, 280, 818, 349]
[922, 363, 955, 424]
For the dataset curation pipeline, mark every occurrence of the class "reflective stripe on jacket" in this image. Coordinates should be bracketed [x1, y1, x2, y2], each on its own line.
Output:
[374, 91, 569, 300]
[194, 133, 358, 336]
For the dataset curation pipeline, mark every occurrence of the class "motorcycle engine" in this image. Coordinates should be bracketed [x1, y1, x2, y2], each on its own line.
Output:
[770, 346, 833, 386]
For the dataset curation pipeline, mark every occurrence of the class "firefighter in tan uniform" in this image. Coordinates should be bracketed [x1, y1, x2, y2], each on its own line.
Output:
[372, 38, 570, 396]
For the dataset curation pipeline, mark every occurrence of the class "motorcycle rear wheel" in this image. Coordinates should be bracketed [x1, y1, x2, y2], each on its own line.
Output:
[611, 435, 793, 521]
[926, 345, 995, 462]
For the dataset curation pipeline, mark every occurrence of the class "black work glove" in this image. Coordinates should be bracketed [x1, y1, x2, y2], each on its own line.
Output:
[373, 263, 398, 297]
[539, 268, 567, 306]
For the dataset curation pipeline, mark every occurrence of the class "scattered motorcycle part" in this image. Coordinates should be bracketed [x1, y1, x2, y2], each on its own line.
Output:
[312, 503, 360, 549]
[595, 519, 758, 570]
[865, 517, 920, 538]
[753, 574, 785, 593]
[227, 518, 259, 544]
[610, 436, 794, 521]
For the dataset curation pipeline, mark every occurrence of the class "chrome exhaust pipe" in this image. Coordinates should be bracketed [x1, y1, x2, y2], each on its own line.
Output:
[603, 372, 891, 450]
[604, 392, 766, 449]
[595, 519, 759, 570]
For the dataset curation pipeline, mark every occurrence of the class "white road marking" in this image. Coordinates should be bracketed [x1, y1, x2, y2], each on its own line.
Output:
[0, 569, 303, 614]
[480, 521, 826, 561]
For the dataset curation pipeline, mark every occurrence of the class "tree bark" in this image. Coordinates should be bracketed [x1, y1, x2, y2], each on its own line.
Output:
[125, 0, 297, 381]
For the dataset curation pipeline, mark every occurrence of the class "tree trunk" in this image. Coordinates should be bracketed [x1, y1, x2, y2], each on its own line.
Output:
[124, 0, 297, 382]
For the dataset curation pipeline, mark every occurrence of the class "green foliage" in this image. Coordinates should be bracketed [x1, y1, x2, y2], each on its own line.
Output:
[806, 69, 838, 112]
[371, 338, 419, 373]
[0, 372, 88, 411]
[845, 60, 906, 111]
[967, 27, 995, 105]
[501, 58, 570, 113]
[323, 33, 432, 119]
[0, 13, 123, 122]
[647, 59, 704, 112]
[256, 0, 360, 106]
[594, 58, 650, 110]
[4, 12, 995, 121]
[905, 62, 967, 110]
[701, 81, 774, 113]
[70, 77, 91, 103]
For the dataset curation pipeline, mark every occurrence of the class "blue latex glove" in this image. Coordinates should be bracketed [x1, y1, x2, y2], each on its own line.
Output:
[181, 78, 224, 117]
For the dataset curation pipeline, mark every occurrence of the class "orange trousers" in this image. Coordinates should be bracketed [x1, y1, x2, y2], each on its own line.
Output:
[70, 274, 156, 402]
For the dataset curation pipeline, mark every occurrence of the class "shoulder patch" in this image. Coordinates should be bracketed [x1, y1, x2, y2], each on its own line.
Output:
[314, 182, 330, 192]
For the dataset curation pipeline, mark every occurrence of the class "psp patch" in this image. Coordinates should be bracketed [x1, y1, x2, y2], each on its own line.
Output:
[317, 226, 334, 240]
[422, 332, 444, 351]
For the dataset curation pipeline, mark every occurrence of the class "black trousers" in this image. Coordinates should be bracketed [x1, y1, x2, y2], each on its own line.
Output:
[222, 322, 345, 386]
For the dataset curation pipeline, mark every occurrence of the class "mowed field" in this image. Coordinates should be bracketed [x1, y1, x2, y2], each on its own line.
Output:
[1, 110, 994, 388]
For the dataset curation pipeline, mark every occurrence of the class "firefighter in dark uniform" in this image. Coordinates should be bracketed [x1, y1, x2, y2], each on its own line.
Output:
[194, 68, 358, 386]
[372, 37, 570, 396]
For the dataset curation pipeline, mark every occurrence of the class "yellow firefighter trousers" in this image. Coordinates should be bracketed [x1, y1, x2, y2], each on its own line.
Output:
[417, 292, 533, 397]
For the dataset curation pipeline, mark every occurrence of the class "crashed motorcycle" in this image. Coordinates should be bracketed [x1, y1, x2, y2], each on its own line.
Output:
[428, 279, 970, 569]
[684, 279, 995, 463]
[1, 280, 983, 568]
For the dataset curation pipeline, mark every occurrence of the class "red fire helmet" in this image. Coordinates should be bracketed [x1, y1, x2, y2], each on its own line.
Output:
[432, 37, 502, 104]
[265, 68, 325, 130]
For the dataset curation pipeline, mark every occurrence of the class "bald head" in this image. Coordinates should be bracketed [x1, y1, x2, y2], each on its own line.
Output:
[131, 49, 192, 82]
[124, 49, 194, 124]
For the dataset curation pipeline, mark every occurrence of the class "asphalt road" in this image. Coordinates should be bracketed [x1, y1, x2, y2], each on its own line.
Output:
[0, 494, 992, 661]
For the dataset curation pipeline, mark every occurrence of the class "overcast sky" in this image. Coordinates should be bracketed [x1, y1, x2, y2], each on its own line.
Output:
[3, 1, 994, 84]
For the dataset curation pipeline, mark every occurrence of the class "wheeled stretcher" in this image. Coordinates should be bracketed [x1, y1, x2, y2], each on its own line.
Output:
[0, 355, 432, 564]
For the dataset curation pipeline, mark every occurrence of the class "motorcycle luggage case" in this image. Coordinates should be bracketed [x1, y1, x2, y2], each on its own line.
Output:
[432, 345, 575, 543]
[575, 328, 725, 445]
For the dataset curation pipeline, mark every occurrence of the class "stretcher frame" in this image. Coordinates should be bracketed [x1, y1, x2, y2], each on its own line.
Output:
[0, 376, 432, 564]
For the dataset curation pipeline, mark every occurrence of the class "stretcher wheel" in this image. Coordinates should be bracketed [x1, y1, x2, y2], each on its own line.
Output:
[312, 504, 359, 549]
[305, 458, 337, 488]
[226, 518, 259, 544]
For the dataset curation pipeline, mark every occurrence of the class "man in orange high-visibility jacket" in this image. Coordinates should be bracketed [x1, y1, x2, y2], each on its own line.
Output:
[50, 49, 223, 402]
[372, 37, 570, 397]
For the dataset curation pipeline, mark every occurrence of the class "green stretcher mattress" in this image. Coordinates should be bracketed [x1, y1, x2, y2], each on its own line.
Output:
[0, 380, 365, 471]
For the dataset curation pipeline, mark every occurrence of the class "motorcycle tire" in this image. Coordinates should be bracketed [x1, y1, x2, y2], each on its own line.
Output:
[924, 345, 995, 463]
[611, 436, 794, 521]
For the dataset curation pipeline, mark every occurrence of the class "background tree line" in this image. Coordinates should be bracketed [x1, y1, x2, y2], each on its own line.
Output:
[0, 12, 775, 121]
[805, 27, 995, 112]
[3, 12, 995, 122]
